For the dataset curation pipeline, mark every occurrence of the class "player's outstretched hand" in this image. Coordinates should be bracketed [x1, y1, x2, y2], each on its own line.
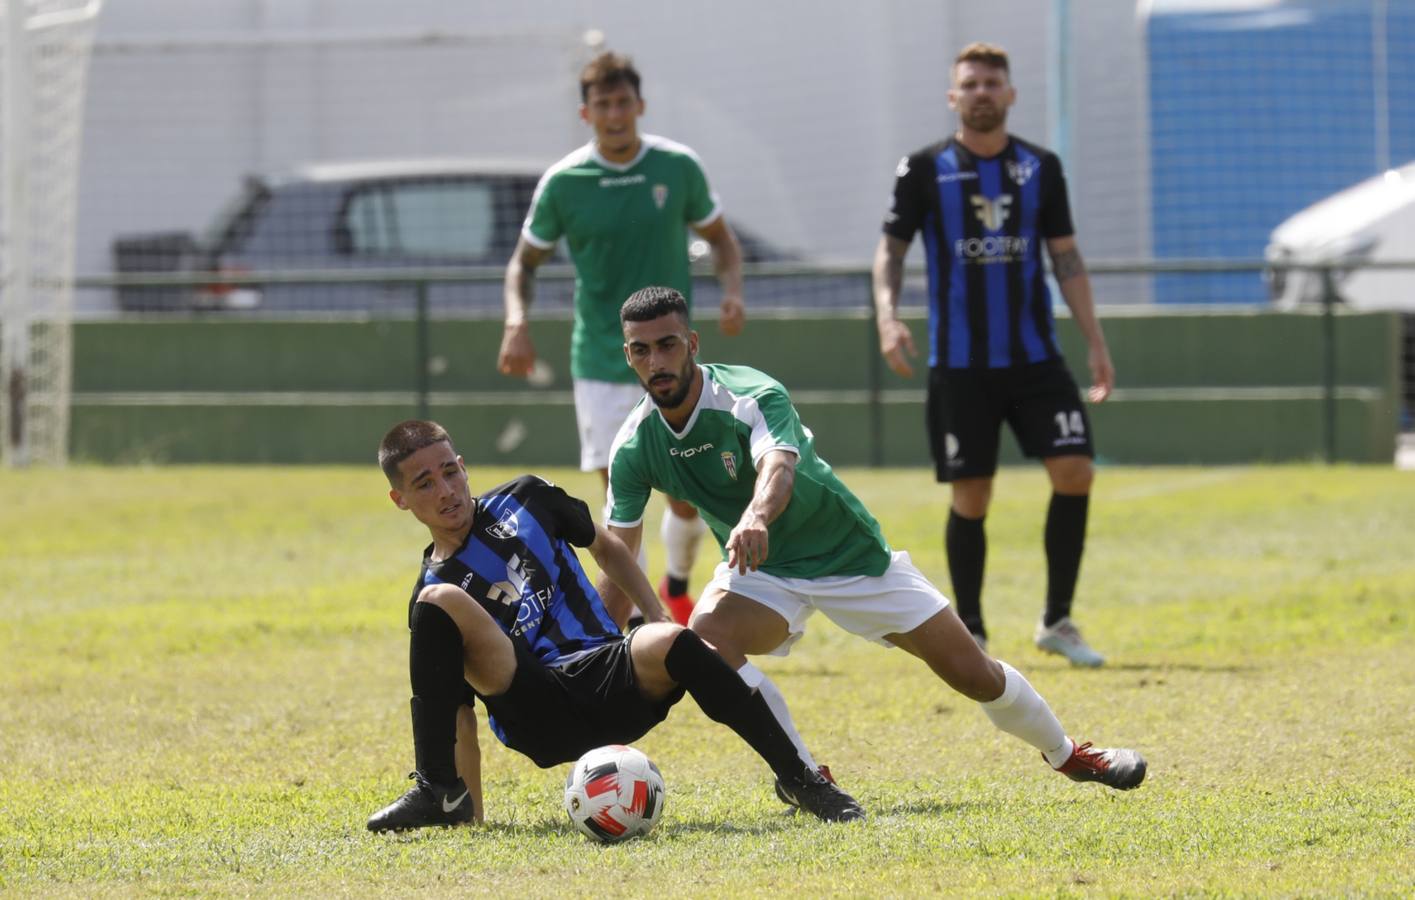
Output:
[878, 318, 917, 378]
[1087, 343, 1115, 403]
[725, 511, 769, 574]
[719, 294, 745, 336]
[498, 322, 536, 377]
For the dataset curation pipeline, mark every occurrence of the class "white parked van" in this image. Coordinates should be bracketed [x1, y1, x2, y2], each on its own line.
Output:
[1265, 161, 1415, 311]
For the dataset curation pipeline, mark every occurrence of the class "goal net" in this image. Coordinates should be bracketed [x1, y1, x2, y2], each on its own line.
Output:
[0, 0, 101, 467]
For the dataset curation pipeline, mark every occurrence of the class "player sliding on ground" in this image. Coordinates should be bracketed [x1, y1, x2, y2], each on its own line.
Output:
[598, 287, 1147, 815]
[366, 420, 863, 832]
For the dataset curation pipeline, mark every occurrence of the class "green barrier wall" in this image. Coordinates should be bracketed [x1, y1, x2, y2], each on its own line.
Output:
[68, 310, 1401, 465]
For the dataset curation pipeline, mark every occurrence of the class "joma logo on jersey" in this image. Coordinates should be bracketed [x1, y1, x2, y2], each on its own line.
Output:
[670, 442, 714, 459]
[970, 195, 1012, 231]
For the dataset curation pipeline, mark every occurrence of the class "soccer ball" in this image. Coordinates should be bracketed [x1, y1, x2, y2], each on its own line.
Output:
[563, 744, 665, 843]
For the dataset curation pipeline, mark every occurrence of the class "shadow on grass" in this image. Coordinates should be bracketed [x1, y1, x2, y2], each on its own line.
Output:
[659, 815, 810, 836]
[869, 797, 995, 817]
[380, 817, 809, 841]
[776, 665, 847, 679]
[1026, 661, 1259, 675]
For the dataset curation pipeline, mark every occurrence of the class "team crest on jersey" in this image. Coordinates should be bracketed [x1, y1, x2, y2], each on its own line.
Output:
[1006, 159, 1036, 186]
[485, 509, 518, 540]
[720, 451, 739, 480]
[653, 183, 669, 209]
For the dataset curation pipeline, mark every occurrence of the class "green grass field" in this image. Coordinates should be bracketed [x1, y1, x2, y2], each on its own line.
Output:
[2, 464, 1412, 897]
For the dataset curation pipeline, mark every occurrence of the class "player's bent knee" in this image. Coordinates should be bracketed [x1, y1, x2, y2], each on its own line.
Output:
[629, 623, 686, 697]
[688, 596, 786, 663]
[684, 609, 732, 650]
[416, 583, 501, 642]
[951, 478, 993, 517]
[630, 622, 685, 656]
[416, 582, 467, 609]
[1047, 457, 1094, 493]
[666, 497, 698, 518]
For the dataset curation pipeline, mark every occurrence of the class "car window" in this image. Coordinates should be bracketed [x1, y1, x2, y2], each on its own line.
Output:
[344, 188, 397, 255]
[343, 180, 495, 260]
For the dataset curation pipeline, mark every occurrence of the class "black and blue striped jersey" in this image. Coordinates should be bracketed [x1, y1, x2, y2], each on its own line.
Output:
[883, 136, 1074, 370]
[409, 475, 620, 671]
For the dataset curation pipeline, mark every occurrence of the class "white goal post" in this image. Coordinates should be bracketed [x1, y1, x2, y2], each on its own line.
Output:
[1, 0, 101, 467]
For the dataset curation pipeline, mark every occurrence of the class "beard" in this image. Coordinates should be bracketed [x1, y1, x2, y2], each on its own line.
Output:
[960, 103, 1007, 133]
[642, 361, 696, 409]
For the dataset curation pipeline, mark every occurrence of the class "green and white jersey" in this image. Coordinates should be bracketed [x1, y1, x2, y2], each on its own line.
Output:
[523, 134, 721, 384]
[606, 364, 892, 579]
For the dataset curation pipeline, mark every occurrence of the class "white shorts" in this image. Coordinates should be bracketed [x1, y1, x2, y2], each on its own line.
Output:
[704, 550, 949, 656]
[573, 379, 647, 471]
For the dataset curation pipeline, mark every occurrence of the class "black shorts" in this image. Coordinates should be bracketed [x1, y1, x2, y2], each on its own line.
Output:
[467, 630, 684, 769]
[926, 358, 1094, 482]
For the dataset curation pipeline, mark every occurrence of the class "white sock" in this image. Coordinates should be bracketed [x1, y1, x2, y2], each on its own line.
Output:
[738, 662, 818, 770]
[661, 507, 708, 581]
[979, 660, 1074, 767]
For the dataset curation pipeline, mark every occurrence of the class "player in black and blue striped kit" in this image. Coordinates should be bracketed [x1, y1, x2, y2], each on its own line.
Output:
[872, 42, 1117, 667]
[365, 419, 862, 832]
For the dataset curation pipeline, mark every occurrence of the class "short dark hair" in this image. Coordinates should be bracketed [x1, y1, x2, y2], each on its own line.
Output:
[954, 41, 1010, 74]
[621, 285, 689, 326]
[580, 51, 642, 103]
[378, 419, 452, 486]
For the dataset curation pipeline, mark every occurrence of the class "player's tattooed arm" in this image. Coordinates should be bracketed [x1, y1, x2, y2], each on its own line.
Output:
[872, 235, 909, 316]
[872, 235, 918, 377]
[499, 238, 555, 376]
[726, 450, 797, 573]
[1050, 245, 1086, 282]
[1046, 235, 1114, 402]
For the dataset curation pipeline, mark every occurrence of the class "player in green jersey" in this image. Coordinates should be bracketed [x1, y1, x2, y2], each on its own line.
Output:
[499, 51, 744, 627]
[600, 286, 1148, 815]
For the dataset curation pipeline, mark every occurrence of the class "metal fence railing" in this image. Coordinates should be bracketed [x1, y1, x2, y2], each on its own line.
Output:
[59, 258, 1415, 465]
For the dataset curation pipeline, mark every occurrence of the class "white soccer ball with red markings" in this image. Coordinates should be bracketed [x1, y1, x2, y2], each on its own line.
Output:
[563, 744, 665, 843]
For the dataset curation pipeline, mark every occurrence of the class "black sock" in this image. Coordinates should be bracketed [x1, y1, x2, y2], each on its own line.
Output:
[662, 630, 807, 781]
[408, 601, 464, 785]
[1044, 493, 1089, 627]
[946, 510, 987, 638]
[666, 575, 689, 597]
